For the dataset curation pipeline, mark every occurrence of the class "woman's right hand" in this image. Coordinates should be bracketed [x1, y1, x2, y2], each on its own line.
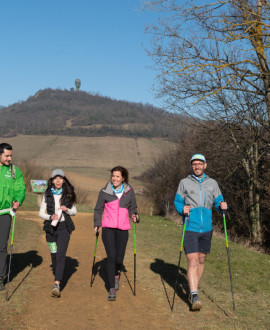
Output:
[50, 214, 59, 221]
[94, 226, 100, 233]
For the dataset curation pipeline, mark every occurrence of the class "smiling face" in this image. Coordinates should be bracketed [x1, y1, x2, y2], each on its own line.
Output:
[111, 171, 125, 189]
[52, 176, 65, 189]
[0, 149, 13, 166]
[191, 160, 207, 177]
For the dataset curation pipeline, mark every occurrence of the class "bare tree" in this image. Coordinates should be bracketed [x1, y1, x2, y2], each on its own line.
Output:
[144, 0, 270, 244]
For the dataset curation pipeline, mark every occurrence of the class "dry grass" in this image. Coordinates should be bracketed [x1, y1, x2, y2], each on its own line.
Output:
[8, 135, 175, 178]
[5, 134, 174, 208]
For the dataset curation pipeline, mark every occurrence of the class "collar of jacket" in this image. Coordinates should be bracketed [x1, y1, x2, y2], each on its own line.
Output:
[188, 174, 209, 182]
[102, 182, 132, 196]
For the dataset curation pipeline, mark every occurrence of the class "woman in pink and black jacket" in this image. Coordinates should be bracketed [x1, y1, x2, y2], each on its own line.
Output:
[94, 166, 139, 301]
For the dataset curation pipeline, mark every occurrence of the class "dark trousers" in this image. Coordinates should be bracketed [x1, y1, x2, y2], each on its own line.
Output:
[0, 214, 12, 278]
[102, 227, 129, 289]
[46, 222, 70, 282]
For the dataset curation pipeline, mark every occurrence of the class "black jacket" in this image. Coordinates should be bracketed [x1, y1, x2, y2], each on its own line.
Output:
[43, 189, 75, 234]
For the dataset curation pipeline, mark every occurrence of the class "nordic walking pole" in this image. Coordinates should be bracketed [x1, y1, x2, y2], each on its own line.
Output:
[222, 211, 235, 310]
[6, 210, 16, 301]
[90, 226, 99, 287]
[171, 212, 188, 311]
[134, 221, 136, 296]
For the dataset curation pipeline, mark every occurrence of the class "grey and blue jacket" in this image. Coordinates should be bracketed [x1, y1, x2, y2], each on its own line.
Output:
[174, 174, 224, 233]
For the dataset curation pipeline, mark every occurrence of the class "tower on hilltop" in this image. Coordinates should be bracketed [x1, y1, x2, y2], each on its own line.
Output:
[75, 79, 81, 91]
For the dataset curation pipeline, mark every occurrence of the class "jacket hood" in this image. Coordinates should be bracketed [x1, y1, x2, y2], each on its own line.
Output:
[102, 182, 132, 196]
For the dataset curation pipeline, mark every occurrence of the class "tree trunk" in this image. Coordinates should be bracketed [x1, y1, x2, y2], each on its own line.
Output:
[245, 142, 262, 244]
[249, 185, 262, 244]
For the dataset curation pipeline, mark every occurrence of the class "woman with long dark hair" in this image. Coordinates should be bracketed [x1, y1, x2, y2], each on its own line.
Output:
[39, 169, 77, 297]
[94, 166, 139, 301]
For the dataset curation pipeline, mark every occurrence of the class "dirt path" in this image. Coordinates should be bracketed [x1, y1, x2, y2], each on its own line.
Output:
[22, 213, 177, 329]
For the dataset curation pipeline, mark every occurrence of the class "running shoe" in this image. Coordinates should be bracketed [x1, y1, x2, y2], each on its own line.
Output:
[115, 275, 120, 290]
[51, 284, 61, 297]
[108, 288, 116, 301]
[191, 294, 202, 311]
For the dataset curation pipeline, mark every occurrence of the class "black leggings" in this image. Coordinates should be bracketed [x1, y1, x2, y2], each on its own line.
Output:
[102, 227, 129, 289]
[46, 222, 70, 282]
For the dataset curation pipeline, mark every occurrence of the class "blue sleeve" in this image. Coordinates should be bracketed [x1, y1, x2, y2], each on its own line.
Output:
[213, 181, 224, 213]
[214, 194, 224, 213]
[213, 180, 224, 213]
[174, 193, 185, 215]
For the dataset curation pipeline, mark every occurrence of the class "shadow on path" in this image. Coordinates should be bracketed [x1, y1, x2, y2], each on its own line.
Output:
[91, 258, 108, 290]
[91, 259, 134, 295]
[6, 250, 43, 301]
[150, 258, 190, 310]
[122, 265, 135, 296]
[60, 257, 79, 291]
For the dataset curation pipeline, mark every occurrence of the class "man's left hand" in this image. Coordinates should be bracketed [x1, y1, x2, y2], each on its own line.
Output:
[13, 201, 20, 210]
[220, 201, 227, 210]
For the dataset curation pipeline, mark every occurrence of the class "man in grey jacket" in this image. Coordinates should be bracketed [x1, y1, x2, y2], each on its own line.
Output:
[174, 154, 227, 310]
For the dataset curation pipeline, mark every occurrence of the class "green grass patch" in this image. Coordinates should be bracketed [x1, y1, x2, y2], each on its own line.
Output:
[125, 215, 270, 329]
[20, 192, 39, 211]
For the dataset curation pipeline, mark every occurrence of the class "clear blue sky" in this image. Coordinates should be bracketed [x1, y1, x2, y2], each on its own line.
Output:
[0, 0, 161, 107]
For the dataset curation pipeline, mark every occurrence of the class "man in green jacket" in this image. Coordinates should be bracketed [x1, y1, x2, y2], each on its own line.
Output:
[0, 143, 25, 291]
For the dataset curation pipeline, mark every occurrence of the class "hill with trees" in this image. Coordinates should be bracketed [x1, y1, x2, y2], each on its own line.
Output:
[0, 88, 186, 139]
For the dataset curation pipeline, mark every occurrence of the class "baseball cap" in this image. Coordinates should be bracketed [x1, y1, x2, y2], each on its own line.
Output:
[190, 154, 206, 163]
[51, 169, 65, 178]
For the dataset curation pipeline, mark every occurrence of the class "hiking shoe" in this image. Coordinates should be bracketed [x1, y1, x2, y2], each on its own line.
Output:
[51, 284, 61, 297]
[107, 288, 116, 301]
[191, 294, 202, 311]
[115, 275, 120, 290]
[0, 277, 4, 291]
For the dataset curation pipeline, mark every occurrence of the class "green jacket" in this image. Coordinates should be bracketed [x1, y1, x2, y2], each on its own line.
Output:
[0, 164, 25, 215]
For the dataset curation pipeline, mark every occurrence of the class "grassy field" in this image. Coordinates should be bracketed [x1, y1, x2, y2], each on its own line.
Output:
[5, 135, 175, 178]
[124, 215, 270, 329]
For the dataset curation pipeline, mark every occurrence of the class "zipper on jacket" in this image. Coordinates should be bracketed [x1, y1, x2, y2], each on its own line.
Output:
[117, 198, 120, 228]
[117, 188, 133, 229]
[199, 182, 203, 230]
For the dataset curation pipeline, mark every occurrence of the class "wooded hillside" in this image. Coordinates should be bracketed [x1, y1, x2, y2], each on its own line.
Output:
[0, 89, 186, 139]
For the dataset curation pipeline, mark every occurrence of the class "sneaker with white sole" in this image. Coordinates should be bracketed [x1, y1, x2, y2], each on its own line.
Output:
[191, 294, 202, 311]
[51, 284, 61, 297]
[108, 288, 116, 301]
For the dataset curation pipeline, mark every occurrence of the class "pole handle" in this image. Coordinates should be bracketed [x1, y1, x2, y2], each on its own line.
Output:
[95, 225, 100, 238]
[10, 211, 16, 244]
